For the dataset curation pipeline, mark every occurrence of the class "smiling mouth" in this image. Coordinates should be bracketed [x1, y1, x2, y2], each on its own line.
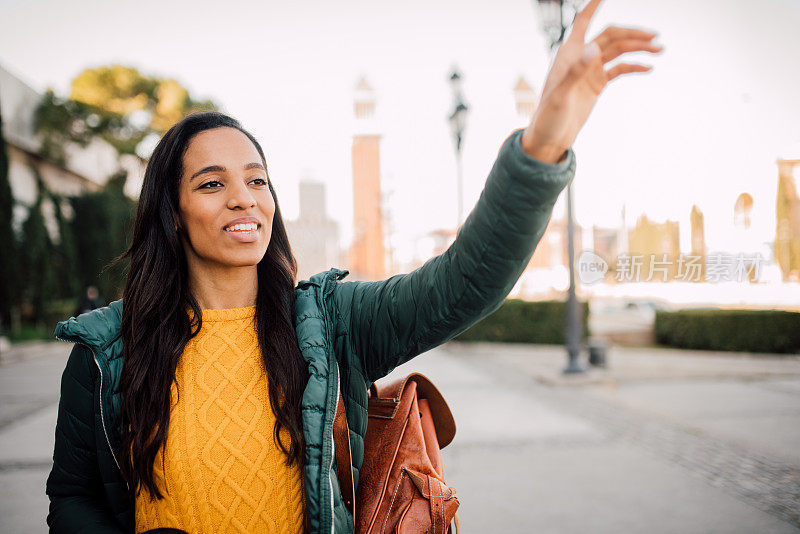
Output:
[223, 222, 260, 233]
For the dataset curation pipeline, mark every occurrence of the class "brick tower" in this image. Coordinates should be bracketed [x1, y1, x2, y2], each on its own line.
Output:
[349, 76, 386, 280]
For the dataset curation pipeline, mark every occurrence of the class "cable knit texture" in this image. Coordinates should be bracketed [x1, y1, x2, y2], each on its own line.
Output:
[134, 305, 305, 533]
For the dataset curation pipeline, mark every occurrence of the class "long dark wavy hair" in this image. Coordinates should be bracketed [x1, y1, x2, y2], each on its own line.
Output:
[119, 111, 307, 499]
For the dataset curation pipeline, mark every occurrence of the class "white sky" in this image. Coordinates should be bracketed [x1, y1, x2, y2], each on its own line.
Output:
[2, 0, 799, 266]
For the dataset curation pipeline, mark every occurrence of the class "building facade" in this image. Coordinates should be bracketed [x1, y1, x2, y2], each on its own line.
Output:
[775, 158, 800, 281]
[285, 180, 342, 282]
[1, 63, 145, 240]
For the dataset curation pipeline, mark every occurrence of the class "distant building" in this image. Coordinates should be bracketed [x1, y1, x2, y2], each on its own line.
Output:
[285, 180, 341, 282]
[427, 228, 456, 258]
[595, 205, 630, 280]
[775, 157, 800, 281]
[513, 77, 537, 121]
[527, 216, 583, 272]
[627, 214, 680, 282]
[349, 76, 386, 281]
[592, 225, 620, 276]
[734, 193, 753, 230]
[690, 205, 707, 282]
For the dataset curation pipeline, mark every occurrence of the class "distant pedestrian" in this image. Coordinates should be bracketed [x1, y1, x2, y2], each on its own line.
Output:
[74, 285, 106, 317]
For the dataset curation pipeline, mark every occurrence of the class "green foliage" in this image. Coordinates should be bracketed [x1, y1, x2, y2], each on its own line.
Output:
[10, 300, 77, 341]
[10, 168, 134, 331]
[34, 65, 218, 158]
[0, 107, 17, 330]
[42, 298, 79, 330]
[50, 193, 79, 300]
[19, 175, 56, 324]
[454, 299, 590, 344]
[8, 324, 52, 343]
[69, 171, 136, 301]
[655, 309, 800, 354]
[32, 89, 97, 165]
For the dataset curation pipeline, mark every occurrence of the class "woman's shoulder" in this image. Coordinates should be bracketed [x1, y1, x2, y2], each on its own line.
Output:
[54, 299, 124, 352]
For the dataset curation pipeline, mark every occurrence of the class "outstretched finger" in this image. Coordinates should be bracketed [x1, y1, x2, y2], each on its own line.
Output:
[601, 39, 663, 63]
[606, 63, 652, 83]
[571, 0, 604, 41]
[594, 26, 658, 49]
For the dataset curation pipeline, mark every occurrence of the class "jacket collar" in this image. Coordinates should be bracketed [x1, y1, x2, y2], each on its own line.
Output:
[54, 299, 123, 353]
[298, 267, 350, 292]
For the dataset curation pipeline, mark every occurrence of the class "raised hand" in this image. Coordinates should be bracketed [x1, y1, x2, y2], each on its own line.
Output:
[521, 0, 662, 164]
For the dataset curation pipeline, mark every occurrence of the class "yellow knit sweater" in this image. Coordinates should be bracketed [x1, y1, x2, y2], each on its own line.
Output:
[134, 305, 306, 533]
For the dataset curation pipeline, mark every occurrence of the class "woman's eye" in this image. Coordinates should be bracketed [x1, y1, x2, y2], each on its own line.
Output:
[199, 180, 222, 189]
[250, 178, 267, 186]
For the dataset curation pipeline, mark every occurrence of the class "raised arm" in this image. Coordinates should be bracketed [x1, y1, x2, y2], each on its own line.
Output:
[334, 0, 661, 382]
[335, 128, 575, 382]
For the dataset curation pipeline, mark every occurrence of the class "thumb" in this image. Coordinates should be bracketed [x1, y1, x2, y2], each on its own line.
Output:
[559, 41, 600, 90]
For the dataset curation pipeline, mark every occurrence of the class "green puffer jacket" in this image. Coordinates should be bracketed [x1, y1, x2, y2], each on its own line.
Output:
[46, 128, 575, 533]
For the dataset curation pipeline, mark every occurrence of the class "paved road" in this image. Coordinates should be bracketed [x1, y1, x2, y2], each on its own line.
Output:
[0, 342, 68, 533]
[387, 342, 800, 533]
[1, 341, 799, 533]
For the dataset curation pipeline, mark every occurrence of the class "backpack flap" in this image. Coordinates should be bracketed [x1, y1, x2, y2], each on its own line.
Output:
[370, 373, 456, 449]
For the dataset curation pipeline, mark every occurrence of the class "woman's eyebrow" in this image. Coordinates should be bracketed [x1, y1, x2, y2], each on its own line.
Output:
[190, 162, 266, 181]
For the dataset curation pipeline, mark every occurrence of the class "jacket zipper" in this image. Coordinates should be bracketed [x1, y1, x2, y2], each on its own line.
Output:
[321, 273, 339, 534]
[55, 336, 128, 492]
[328, 370, 340, 534]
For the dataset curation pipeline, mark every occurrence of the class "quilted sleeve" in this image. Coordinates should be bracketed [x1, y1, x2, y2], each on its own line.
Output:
[334, 127, 576, 382]
[45, 343, 124, 533]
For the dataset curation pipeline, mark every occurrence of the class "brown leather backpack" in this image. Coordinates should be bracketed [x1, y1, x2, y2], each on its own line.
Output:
[334, 373, 460, 533]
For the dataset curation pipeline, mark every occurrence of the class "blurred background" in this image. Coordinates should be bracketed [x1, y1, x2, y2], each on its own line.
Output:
[1, 0, 799, 532]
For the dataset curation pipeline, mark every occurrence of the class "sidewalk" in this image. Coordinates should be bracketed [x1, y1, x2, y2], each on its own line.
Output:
[0, 339, 64, 367]
[393, 342, 800, 532]
[445, 341, 800, 386]
[0, 341, 68, 534]
[1, 340, 799, 533]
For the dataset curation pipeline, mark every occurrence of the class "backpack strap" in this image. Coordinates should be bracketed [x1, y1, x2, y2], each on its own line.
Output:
[375, 373, 456, 448]
[334, 390, 356, 522]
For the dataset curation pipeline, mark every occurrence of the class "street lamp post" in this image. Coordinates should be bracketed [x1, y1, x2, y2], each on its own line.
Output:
[448, 68, 469, 228]
[534, 0, 586, 374]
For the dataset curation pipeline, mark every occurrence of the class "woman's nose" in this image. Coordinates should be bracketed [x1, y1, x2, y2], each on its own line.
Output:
[226, 180, 256, 210]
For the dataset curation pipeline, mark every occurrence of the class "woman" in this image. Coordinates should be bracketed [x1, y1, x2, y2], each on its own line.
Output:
[46, 2, 661, 532]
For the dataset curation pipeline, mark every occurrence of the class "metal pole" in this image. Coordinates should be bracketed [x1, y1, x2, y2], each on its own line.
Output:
[456, 149, 464, 227]
[548, 0, 584, 374]
[564, 180, 585, 373]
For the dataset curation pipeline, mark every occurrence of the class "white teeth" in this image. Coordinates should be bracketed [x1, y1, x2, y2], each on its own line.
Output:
[225, 222, 258, 232]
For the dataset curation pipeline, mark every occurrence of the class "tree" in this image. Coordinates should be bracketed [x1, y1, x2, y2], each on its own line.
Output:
[70, 171, 136, 301]
[34, 65, 217, 157]
[32, 89, 97, 166]
[0, 106, 17, 331]
[19, 173, 55, 325]
[70, 66, 217, 132]
[50, 192, 79, 300]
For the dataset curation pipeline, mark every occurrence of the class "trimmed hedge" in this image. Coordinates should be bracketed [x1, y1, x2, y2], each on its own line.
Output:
[454, 298, 589, 344]
[655, 309, 800, 354]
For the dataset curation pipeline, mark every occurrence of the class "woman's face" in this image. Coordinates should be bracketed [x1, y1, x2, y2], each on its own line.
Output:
[177, 126, 275, 271]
